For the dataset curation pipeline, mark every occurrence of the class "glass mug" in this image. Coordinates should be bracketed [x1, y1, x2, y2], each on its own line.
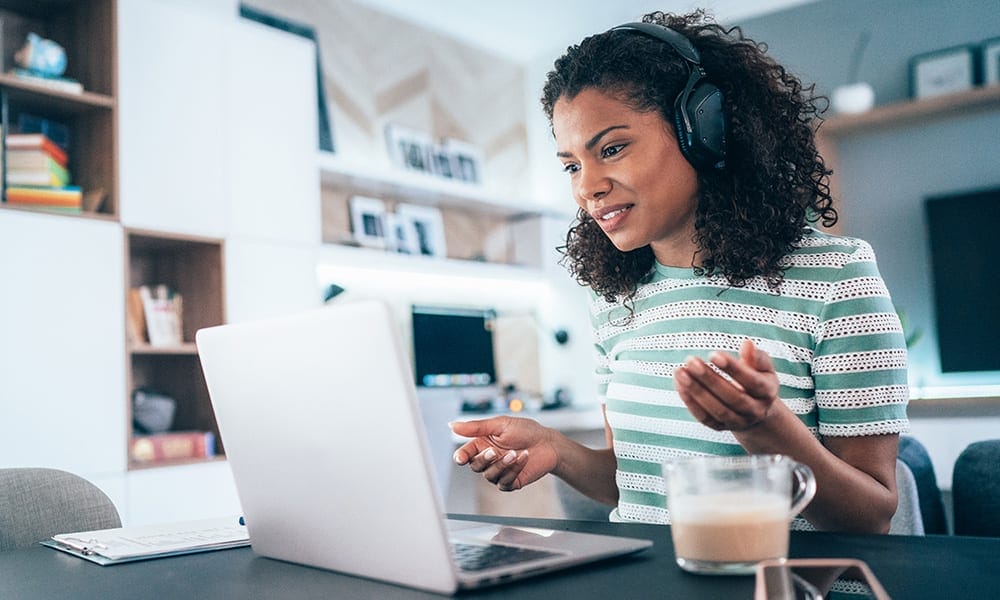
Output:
[664, 454, 817, 575]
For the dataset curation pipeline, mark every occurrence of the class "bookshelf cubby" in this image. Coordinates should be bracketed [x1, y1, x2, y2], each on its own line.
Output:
[0, 0, 117, 218]
[126, 230, 226, 468]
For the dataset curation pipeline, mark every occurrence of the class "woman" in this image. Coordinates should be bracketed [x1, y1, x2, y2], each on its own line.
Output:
[452, 10, 908, 533]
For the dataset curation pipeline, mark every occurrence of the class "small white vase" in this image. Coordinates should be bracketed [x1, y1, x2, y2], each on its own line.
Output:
[831, 82, 875, 114]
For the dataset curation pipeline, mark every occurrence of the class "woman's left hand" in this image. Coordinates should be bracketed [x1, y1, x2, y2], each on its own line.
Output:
[674, 338, 780, 431]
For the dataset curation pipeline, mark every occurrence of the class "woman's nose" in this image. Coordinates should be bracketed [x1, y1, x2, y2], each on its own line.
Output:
[575, 166, 612, 205]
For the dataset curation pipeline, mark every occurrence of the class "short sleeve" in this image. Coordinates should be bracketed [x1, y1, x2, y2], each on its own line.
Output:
[812, 240, 909, 436]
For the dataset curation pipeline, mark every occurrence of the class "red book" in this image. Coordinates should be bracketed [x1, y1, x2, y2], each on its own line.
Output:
[5, 132, 68, 167]
[129, 431, 216, 464]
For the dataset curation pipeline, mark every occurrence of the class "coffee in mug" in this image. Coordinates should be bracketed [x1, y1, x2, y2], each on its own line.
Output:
[664, 454, 816, 575]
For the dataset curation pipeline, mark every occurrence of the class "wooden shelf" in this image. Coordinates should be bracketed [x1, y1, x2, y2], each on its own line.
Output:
[820, 85, 1000, 138]
[0, 73, 114, 113]
[130, 343, 199, 356]
[815, 85, 1000, 237]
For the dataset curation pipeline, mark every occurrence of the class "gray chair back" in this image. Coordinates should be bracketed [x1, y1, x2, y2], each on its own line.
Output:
[952, 439, 1000, 537]
[0, 468, 121, 551]
[898, 435, 948, 534]
[889, 459, 924, 535]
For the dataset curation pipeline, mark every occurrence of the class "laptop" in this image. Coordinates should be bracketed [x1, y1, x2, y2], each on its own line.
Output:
[195, 300, 652, 595]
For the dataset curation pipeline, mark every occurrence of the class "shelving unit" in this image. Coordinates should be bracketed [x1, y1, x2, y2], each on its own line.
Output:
[125, 230, 226, 469]
[317, 151, 562, 267]
[0, 0, 117, 218]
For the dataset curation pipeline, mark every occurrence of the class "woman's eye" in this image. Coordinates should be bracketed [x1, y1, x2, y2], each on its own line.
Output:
[562, 163, 579, 174]
[602, 143, 625, 158]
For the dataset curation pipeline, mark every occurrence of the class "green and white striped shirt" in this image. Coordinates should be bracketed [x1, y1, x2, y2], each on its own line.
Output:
[592, 228, 909, 524]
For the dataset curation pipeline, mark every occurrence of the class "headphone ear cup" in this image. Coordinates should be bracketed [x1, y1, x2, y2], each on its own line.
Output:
[681, 80, 726, 170]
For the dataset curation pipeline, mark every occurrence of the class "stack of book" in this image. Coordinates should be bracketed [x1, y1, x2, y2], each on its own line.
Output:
[4, 132, 82, 212]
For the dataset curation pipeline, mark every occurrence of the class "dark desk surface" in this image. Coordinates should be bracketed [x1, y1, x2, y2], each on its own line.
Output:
[2, 514, 998, 599]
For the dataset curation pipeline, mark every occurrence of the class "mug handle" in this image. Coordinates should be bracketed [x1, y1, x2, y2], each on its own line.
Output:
[789, 462, 817, 516]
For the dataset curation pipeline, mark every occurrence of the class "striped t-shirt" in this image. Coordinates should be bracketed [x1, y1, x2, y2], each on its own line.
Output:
[592, 228, 910, 525]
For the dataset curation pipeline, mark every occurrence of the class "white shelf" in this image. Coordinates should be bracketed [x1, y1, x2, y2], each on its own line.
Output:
[317, 242, 546, 280]
[317, 151, 551, 217]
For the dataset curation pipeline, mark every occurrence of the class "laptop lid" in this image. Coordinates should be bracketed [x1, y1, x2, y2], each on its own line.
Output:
[196, 300, 650, 594]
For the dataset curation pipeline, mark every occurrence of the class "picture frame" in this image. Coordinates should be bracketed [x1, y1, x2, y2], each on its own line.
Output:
[384, 123, 434, 174]
[348, 195, 390, 249]
[444, 138, 484, 184]
[910, 44, 976, 99]
[429, 143, 457, 180]
[385, 212, 419, 255]
[983, 37, 1000, 87]
[395, 203, 447, 257]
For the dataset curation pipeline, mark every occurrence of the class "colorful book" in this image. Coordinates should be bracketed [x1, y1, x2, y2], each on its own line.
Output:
[129, 431, 216, 464]
[7, 147, 68, 170]
[5, 132, 68, 166]
[5, 185, 83, 208]
[6, 156, 70, 187]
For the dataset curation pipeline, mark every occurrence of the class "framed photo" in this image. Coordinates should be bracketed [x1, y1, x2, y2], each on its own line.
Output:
[910, 45, 976, 99]
[385, 212, 419, 254]
[444, 138, 484, 184]
[429, 143, 457, 179]
[349, 195, 390, 249]
[983, 37, 1000, 86]
[396, 203, 447, 257]
[384, 123, 433, 173]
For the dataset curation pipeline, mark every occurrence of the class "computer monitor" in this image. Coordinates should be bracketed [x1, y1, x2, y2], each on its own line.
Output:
[411, 305, 497, 387]
[925, 187, 1000, 373]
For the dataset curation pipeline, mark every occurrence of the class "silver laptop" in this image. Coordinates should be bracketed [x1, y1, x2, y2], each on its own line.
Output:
[196, 300, 651, 595]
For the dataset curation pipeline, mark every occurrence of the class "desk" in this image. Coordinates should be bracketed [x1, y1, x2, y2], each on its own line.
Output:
[2, 515, 998, 599]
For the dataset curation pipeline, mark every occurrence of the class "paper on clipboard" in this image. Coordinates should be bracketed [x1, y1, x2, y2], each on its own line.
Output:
[41, 516, 250, 565]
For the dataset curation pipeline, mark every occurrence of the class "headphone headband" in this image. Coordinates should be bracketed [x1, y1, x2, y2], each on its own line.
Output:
[609, 22, 701, 64]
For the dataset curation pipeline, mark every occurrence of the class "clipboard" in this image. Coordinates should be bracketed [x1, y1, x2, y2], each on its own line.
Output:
[40, 516, 250, 565]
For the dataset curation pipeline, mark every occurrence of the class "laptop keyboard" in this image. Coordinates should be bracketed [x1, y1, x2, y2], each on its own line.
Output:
[451, 542, 561, 572]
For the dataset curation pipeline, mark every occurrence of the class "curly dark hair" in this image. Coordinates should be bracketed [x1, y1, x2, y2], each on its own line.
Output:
[541, 10, 836, 305]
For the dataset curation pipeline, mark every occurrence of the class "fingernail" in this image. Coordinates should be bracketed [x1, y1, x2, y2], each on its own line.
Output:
[453, 450, 464, 464]
[483, 447, 496, 461]
[502, 450, 517, 465]
[685, 357, 703, 374]
[709, 351, 726, 366]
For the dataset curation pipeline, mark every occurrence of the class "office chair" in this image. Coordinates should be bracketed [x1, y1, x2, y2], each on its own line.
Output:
[897, 435, 948, 535]
[0, 468, 121, 551]
[952, 439, 1000, 537]
[889, 459, 924, 535]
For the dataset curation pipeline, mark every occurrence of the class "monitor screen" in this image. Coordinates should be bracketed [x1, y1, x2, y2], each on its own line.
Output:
[925, 187, 1000, 373]
[411, 306, 497, 387]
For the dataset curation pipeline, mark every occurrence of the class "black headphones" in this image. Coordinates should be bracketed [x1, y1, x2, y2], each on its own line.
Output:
[609, 22, 727, 171]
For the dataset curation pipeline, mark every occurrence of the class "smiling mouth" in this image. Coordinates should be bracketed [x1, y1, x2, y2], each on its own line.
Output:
[597, 205, 633, 221]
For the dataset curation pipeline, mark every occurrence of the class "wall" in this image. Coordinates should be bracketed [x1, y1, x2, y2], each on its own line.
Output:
[244, 0, 530, 197]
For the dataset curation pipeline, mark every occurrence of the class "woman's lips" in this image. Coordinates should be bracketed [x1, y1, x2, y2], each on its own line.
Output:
[593, 204, 634, 232]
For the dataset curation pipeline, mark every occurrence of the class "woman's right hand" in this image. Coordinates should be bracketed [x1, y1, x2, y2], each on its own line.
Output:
[450, 416, 559, 492]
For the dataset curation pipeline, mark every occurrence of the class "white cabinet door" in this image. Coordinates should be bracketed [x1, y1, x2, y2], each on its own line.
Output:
[118, 0, 228, 236]
[224, 239, 321, 324]
[223, 20, 320, 245]
[0, 211, 126, 474]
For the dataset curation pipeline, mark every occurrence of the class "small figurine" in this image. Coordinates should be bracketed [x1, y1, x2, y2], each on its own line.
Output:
[14, 32, 67, 77]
